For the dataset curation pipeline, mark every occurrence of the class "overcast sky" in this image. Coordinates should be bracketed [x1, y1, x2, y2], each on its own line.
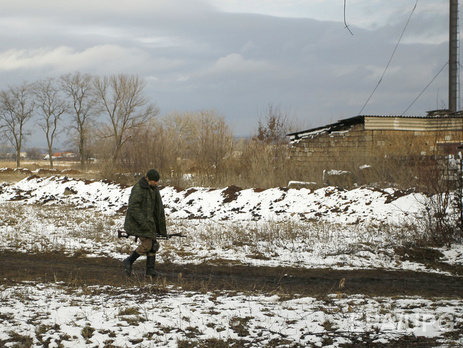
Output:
[0, 0, 452, 146]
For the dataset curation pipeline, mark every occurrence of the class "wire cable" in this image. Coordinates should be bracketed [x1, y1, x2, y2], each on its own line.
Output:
[358, 0, 419, 115]
[401, 62, 448, 115]
[344, 0, 353, 35]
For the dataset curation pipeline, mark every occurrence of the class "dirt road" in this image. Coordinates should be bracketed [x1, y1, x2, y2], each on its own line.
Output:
[1, 251, 462, 298]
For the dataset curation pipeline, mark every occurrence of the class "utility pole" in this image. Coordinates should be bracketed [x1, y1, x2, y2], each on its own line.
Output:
[449, 0, 459, 112]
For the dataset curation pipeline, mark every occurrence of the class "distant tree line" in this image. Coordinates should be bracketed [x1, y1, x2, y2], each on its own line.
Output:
[105, 104, 304, 188]
[0, 72, 304, 188]
[0, 72, 159, 170]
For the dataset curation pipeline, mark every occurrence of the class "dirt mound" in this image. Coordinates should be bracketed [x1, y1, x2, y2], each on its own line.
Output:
[222, 185, 242, 203]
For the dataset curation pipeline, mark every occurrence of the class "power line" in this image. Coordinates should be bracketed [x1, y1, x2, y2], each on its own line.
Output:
[358, 0, 419, 115]
[344, 0, 353, 35]
[401, 62, 448, 115]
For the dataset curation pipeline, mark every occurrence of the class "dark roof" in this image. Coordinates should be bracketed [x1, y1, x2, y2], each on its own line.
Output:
[287, 116, 364, 138]
[287, 110, 463, 138]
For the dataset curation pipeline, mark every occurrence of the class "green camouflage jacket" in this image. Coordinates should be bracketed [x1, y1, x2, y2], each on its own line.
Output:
[124, 177, 167, 238]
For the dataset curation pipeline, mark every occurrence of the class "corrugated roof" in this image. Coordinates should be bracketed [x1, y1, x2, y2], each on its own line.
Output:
[287, 111, 463, 138]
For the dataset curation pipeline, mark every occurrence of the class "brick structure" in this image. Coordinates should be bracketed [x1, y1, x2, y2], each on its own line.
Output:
[287, 110, 463, 186]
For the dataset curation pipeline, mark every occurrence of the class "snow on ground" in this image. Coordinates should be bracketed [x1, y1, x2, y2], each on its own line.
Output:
[1, 174, 462, 347]
[0, 175, 424, 224]
[0, 175, 460, 271]
[1, 282, 461, 348]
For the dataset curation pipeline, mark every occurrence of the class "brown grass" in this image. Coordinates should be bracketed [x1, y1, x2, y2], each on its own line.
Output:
[0, 160, 103, 182]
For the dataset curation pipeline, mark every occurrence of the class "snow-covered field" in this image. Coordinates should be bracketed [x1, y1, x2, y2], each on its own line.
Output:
[1, 174, 462, 347]
[2, 282, 461, 347]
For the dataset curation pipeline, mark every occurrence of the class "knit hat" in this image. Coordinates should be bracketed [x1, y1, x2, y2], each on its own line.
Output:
[146, 169, 160, 181]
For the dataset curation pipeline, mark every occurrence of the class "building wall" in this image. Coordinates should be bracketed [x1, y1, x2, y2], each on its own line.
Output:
[289, 123, 463, 172]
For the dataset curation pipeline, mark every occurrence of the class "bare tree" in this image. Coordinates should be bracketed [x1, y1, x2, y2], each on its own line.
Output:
[0, 82, 35, 167]
[236, 104, 296, 188]
[118, 120, 173, 179]
[32, 78, 67, 168]
[94, 74, 160, 163]
[254, 104, 291, 145]
[61, 72, 98, 170]
[158, 110, 234, 186]
[194, 110, 234, 183]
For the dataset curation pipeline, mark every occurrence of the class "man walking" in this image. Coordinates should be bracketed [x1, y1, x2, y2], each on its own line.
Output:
[123, 169, 167, 277]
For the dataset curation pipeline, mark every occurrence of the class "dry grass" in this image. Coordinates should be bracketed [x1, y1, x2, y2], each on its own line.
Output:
[0, 160, 105, 182]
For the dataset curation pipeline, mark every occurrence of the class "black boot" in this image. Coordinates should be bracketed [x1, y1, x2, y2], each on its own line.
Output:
[123, 251, 140, 275]
[146, 255, 161, 277]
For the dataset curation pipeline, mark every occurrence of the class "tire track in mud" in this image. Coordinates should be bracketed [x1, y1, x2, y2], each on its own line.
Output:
[1, 251, 462, 298]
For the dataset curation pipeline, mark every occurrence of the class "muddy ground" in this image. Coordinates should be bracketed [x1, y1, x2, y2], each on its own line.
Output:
[1, 250, 462, 299]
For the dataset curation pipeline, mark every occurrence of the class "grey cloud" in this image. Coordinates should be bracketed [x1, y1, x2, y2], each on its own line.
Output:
[0, 0, 451, 141]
